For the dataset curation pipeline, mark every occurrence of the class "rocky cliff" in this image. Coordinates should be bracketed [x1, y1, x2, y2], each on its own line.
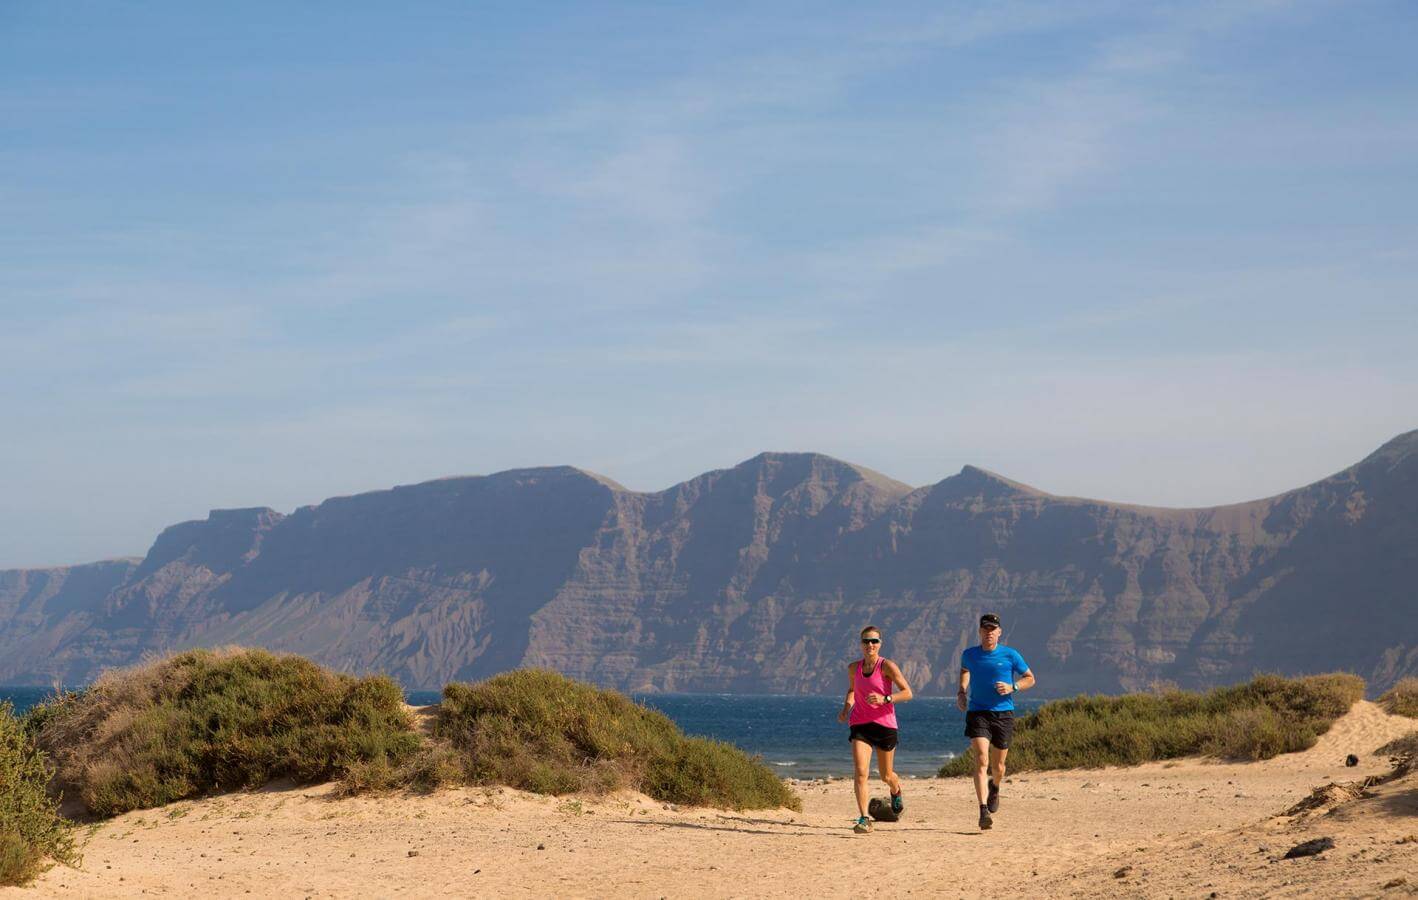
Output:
[2, 433, 1415, 694]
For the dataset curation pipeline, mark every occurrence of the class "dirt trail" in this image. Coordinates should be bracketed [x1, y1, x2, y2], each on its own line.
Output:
[8, 701, 1416, 898]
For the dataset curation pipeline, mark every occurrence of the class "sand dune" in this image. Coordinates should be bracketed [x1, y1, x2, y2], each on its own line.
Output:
[8, 702, 1416, 898]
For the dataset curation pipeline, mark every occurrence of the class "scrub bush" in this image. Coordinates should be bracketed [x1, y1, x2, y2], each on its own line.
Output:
[437, 669, 800, 811]
[1379, 678, 1418, 718]
[27, 648, 421, 817]
[939, 672, 1364, 775]
[1, 702, 76, 886]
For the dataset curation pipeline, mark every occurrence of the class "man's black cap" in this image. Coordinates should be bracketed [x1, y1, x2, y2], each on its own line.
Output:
[979, 613, 1002, 629]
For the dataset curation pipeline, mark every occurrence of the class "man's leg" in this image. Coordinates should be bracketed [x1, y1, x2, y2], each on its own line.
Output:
[971, 736, 994, 829]
[970, 737, 992, 805]
[988, 745, 1008, 812]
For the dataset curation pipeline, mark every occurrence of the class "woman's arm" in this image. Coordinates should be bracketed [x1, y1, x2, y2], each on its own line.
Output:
[872, 660, 913, 705]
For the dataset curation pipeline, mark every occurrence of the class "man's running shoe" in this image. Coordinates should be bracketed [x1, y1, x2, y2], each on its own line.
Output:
[891, 791, 904, 815]
[987, 780, 1000, 814]
[854, 816, 873, 834]
[979, 806, 993, 830]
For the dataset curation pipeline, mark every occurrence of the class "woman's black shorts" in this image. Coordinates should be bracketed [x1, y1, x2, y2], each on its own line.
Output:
[964, 710, 1015, 749]
[849, 723, 899, 751]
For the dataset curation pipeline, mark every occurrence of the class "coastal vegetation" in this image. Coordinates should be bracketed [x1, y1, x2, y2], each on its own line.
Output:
[1379, 677, 1418, 718]
[939, 673, 1365, 776]
[431, 669, 801, 811]
[24, 648, 421, 817]
[15, 649, 797, 842]
[0, 702, 75, 886]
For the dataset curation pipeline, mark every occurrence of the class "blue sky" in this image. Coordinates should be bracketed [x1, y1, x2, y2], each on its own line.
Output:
[3, 0, 1416, 567]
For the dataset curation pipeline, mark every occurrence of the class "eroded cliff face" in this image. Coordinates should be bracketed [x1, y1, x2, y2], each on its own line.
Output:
[2, 433, 1415, 693]
[0, 558, 139, 686]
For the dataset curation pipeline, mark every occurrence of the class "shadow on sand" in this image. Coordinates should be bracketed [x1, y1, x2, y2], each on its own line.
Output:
[613, 818, 982, 838]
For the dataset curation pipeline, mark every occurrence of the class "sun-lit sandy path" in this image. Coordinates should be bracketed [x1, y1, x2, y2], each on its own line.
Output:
[7, 702, 1415, 899]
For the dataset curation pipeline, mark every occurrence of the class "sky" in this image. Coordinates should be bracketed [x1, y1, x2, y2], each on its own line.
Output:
[3, 0, 1417, 567]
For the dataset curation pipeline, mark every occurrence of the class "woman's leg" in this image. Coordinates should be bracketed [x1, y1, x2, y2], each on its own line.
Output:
[875, 746, 901, 796]
[852, 738, 873, 817]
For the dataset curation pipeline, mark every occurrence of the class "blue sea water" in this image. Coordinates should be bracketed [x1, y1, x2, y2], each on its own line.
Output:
[2, 686, 48, 715]
[633, 694, 977, 778]
[5, 686, 1035, 778]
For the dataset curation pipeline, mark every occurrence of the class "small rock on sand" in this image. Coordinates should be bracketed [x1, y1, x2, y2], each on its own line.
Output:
[1283, 837, 1335, 859]
[1345, 754, 1359, 767]
[1113, 866, 1133, 879]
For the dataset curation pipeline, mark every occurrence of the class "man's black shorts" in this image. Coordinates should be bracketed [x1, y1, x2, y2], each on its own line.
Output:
[964, 710, 1015, 749]
[849, 723, 899, 751]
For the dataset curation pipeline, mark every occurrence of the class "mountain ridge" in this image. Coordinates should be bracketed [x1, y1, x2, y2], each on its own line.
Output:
[2, 431, 1415, 694]
[48, 433, 1418, 571]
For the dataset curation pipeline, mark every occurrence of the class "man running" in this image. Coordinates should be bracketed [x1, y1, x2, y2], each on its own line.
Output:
[957, 612, 1035, 830]
[838, 624, 914, 834]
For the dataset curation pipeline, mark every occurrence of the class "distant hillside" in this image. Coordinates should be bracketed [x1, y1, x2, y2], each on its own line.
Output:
[2, 433, 1415, 694]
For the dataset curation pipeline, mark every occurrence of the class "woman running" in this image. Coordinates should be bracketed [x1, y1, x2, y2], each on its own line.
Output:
[837, 624, 914, 834]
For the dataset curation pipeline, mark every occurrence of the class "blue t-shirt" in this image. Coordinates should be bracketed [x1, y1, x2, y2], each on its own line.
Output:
[961, 645, 1031, 712]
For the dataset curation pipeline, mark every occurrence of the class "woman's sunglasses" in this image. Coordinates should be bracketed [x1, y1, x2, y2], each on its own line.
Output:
[860, 637, 880, 645]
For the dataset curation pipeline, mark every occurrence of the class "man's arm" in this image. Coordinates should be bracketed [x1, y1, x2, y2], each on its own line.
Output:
[956, 666, 970, 712]
[995, 652, 1036, 695]
[1012, 650, 1035, 693]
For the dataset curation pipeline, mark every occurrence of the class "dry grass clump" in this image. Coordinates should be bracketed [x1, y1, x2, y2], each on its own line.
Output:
[1, 702, 76, 886]
[940, 673, 1364, 776]
[434, 669, 800, 811]
[1377, 730, 1418, 761]
[26, 648, 421, 817]
[1379, 678, 1418, 718]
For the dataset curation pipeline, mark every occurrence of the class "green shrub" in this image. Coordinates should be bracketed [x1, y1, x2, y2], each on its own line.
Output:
[335, 743, 464, 797]
[27, 648, 422, 817]
[939, 672, 1364, 776]
[1379, 678, 1418, 718]
[436, 669, 800, 811]
[1, 702, 76, 886]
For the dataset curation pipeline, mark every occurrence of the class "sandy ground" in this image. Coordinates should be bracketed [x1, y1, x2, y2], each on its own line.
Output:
[7, 701, 1416, 899]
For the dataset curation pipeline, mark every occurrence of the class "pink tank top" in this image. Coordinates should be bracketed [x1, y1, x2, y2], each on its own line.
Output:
[849, 659, 898, 728]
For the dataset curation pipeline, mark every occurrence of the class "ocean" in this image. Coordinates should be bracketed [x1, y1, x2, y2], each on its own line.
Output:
[4, 686, 1035, 778]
